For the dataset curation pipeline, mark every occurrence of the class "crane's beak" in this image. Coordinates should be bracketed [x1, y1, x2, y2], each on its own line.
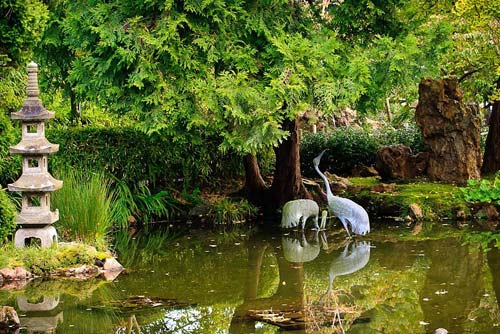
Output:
[313, 149, 327, 166]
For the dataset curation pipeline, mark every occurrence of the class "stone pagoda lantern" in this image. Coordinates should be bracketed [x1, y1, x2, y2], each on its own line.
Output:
[8, 62, 62, 248]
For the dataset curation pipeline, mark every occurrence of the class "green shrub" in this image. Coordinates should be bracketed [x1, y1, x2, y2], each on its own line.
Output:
[46, 126, 242, 190]
[0, 112, 20, 186]
[52, 169, 114, 249]
[300, 124, 425, 176]
[0, 188, 16, 244]
[459, 174, 500, 204]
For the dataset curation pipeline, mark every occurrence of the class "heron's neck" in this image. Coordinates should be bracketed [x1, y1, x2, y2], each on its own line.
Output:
[314, 164, 333, 198]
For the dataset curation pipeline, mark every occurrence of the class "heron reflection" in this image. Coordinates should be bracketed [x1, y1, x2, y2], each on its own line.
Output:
[321, 241, 371, 303]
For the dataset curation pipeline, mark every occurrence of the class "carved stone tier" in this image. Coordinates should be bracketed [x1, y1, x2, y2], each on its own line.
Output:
[8, 174, 63, 192]
[16, 210, 59, 225]
[14, 225, 58, 248]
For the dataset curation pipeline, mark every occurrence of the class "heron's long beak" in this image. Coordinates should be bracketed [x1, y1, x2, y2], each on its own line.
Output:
[313, 149, 327, 166]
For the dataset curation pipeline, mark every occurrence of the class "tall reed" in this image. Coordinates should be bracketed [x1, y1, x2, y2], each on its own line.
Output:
[52, 169, 114, 249]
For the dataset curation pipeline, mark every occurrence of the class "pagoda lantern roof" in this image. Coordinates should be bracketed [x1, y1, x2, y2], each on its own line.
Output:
[8, 174, 63, 192]
[10, 138, 59, 154]
[11, 62, 55, 121]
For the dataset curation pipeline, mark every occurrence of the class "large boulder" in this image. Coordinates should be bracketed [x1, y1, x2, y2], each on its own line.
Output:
[416, 78, 481, 183]
[375, 144, 429, 180]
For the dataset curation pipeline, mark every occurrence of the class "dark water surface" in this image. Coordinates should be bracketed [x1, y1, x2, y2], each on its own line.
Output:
[1, 224, 500, 334]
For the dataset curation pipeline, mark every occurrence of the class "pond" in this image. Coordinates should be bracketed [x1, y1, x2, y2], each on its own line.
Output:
[1, 223, 500, 334]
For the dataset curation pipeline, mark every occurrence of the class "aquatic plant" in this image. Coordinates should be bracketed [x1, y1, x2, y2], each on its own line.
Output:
[52, 168, 114, 249]
[111, 178, 182, 229]
[208, 198, 258, 225]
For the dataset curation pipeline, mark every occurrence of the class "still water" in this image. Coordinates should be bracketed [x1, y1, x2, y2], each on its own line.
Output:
[1, 224, 500, 334]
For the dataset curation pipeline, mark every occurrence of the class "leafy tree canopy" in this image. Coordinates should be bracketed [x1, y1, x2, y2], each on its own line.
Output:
[0, 0, 48, 112]
[61, 0, 371, 154]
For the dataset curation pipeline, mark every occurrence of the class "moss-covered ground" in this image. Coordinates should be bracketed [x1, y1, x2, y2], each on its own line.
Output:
[346, 177, 469, 221]
[0, 243, 111, 276]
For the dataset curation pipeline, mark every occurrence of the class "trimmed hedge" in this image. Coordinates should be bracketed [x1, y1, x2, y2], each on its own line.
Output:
[0, 113, 21, 187]
[0, 188, 16, 243]
[46, 126, 242, 190]
[300, 124, 425, 176]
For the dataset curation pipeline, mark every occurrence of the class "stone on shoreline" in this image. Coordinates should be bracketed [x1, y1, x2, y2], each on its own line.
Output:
[0, 306, 20, 328]
[0, 267, 32, 282]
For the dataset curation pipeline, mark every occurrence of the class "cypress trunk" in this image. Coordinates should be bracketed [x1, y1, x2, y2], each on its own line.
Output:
[269, 117, 311, 210]
[242, 153, 267, 205]
[482, 77, 500, 174]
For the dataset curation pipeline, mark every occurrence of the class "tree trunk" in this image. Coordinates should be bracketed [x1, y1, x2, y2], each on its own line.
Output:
[482, 77, 500, 174]
[269, 118, 311, 210]
[69, 86, 79, 122]
[242, 154, 267, 206]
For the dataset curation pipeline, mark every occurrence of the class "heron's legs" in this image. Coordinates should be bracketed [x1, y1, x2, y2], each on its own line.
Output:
[339, 217, 351, 238]
[320, 210, 328, 230]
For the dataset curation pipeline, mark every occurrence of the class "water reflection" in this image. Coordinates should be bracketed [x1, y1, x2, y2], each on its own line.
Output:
[282, 231, 327, 263]
[1, 226, 500, 333]
[17, 294, 63, 334]
[320, 241, 371, 304]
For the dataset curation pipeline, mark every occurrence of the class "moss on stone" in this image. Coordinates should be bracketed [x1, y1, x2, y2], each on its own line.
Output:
[0, 243, 111, 276]
[347, 177, 463, 221]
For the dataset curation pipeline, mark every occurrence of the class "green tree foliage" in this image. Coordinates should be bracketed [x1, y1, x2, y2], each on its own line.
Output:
[0, 0, 48, 113]
[59, 0, 361, 155]
[0, 188, 16, 244]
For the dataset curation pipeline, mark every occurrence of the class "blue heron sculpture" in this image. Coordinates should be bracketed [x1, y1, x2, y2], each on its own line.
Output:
[313, 150, 370, 236]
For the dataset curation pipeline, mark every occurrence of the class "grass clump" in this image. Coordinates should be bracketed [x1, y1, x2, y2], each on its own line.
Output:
[208, 198, 258, 225]
[52, 169, 114, 249]
[0, 243, 105, 276]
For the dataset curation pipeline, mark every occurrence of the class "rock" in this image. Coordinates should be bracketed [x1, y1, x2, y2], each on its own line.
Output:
[375, 144, 429, 180]
[435, 328, 448, 334]
[103, 258, 124, 272]
[351, 164, 379, 177]
[58, 265, 99, 278]
[412, 222, 423, 235]
[370, 183, 397, 194]
[416, 78, 481, 183]
[0, 306, 20, 328]
[456, 209, 467, 221]
[0, 267, 31, 281]
[475, 204, 499, 221]
[409, 203, 424, 221]
[324, 171, 352, 194]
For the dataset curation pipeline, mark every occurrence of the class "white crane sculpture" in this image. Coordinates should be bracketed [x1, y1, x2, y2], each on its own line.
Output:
[313, 150, 370, 236]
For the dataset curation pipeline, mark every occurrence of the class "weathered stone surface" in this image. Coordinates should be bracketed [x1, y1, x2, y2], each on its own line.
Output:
[475, 204, 499, 221]
[456, 209, 467, 221]
[351, 164, 379, 177]
[416, 78, 481, 183]
[375, 144, 429, 180]
[0, 267, 31, 281]
[324, 171, 352, 194]
[370, 183, 397, 194]
[57, 265, 99, 278]
[0, 306, 20, 328]
[409, 203, 424, 221]
[103, 258, 124, 272]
